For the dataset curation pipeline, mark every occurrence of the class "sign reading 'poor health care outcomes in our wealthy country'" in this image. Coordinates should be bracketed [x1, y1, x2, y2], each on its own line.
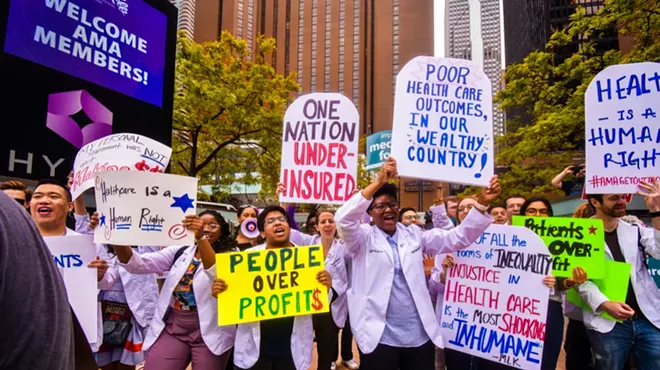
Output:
[280, 93, 359, 205]
[215, 246, 330, 325]
[45, 235, 98, 343]
[513, 216, 606, 279]
[94, 171, 198, 246]
[441, 225, 551, 370]
[366, 130, 392, 170]
[585, 62, 660, 194]
[71, 133, 172, 200]
[391, 56, 494, 186]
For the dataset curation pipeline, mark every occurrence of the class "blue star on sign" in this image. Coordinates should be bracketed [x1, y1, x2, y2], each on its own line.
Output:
[171, 193, 195, 213]
[99, 214, 106, 226]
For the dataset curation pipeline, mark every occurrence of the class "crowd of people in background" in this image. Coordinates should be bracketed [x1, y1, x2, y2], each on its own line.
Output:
[1, 158, 659, 370]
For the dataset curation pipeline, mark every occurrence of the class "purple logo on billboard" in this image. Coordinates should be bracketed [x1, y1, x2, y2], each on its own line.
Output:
[46, 90, 113, 149]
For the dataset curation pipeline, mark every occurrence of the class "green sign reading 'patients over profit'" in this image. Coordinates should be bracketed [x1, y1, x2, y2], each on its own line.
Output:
[567, 260, 631, 322]
[512, 216, 605, 278]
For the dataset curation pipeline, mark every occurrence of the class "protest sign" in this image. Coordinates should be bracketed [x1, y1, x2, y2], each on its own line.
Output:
[94, 171, 197, 246]
[391, 56, 494, 186]
[585, 62, 660, 194]
[280, 93, 359, 204]
[441, 225, 551, 369]
[4, 0, 167, 107]
[366, 130, 392, 170]
[71, 133, 172, 200]
[513, 216, 605, 278]
[45, 235, 98, 343]
[215, 246, 330, 325]
[567, 260, 631, 322]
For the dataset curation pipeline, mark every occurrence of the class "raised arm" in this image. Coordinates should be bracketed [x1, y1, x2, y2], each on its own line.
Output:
[421, 176, 500, 255]
[289, 228, 316, 246]
[336, 158, 397, 251]
[551, 166, 573, 189]
[277, 183, 302, 232]
[638, 179, 660, 257]
[115, 244, 180, 274]
[430, 204, 454, 231]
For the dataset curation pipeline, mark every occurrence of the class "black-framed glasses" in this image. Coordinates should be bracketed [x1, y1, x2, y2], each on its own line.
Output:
[370, 202, 399, 212]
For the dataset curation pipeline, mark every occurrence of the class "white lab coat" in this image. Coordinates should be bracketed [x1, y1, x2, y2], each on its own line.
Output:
[576, 219, 660, 333]
[119, 244, 236, 355]
[230, 243, 315, 370]
[289, 230, 349, 327]
[335, 192, 493, 353]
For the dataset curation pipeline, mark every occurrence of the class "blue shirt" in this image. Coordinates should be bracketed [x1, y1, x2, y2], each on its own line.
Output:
[379, 230, 429, 347]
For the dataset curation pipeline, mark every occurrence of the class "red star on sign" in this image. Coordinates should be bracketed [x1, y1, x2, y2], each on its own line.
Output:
[588, 225, 598, 235]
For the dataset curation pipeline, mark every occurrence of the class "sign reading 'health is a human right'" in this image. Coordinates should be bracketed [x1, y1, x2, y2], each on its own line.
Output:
[391, 56, 494, 186]
[585, 62, 660, 194]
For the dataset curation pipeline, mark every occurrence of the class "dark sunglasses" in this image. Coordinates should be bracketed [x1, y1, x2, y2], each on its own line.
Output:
[14, 198, 26, 206]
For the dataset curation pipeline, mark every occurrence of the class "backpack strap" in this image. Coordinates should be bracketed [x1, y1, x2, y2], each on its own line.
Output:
[171, 246, 189, 268]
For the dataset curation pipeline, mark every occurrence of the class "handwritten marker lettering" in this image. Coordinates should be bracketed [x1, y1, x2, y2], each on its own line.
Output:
[441, 225, 550, 369]
[585, 63, 660, 194]
[391, 56, 494, 187]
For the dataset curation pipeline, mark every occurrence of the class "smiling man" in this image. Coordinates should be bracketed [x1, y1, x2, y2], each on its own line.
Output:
[335, 157, 500, 370]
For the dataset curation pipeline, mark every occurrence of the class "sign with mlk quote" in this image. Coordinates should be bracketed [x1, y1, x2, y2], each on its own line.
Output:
[280, 93, 359, 204]
[391, 56, 494, 186]
[585, 62, 660, 194]
[215, 246, 330, 325]
[94, 171, 197, 246]
[441, 225, 551, 369]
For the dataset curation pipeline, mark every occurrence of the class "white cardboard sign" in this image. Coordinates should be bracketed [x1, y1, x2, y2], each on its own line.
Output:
[279, 93, 359, 204]
[391, 56, 494, 186]
[441, 225, 551, 369]
[94, 171, 198, 246]
[71, 133, 172, 200]
[45, 235, 98, 343]
[585, 62, 660, 193]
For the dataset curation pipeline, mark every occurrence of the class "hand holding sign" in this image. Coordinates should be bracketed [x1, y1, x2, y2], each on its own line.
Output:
[182, 214, 205, 241]
[638, 178, 660, 212]
[477, 176, 501, 207]
[376, 157, 399, 184]
[87, 257, 108, 282]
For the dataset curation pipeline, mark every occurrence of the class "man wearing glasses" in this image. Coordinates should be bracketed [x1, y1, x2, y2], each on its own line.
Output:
[0, 180, 31, 210]
[335, 157, 501, 370]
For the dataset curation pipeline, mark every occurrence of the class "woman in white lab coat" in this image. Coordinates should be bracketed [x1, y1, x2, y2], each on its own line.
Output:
[212, 205, 334, 370]
[334, 157, 500, 370]
[112, 213, 236, 370]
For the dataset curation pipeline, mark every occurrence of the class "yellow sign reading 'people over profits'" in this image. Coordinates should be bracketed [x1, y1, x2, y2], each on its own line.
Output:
[215, 245, 330, 325]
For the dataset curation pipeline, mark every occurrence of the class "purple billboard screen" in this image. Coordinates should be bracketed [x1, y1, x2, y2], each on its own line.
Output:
[4, 0, 167, 107]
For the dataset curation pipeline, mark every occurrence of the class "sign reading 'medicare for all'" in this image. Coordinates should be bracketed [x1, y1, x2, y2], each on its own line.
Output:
[441, 225, 551, 370]
[391, 56, 494, 186]
[215, 246, 330, 325]
[513, 216, 606, 279]
[585, 62, 660, 194]
[280, 93, 359, 205]
[366, 130, 392, 170]
[45, 235, 98, 343]
[71, 133, 172, 200]
[94, 171, 197, 246]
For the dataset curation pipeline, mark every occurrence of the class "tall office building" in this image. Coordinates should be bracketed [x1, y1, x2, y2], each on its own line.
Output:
[502, 0, 549, 66]
[446, 0, 505, 136]
[191, 0, 441, 210]
[170, 0, 196, 39]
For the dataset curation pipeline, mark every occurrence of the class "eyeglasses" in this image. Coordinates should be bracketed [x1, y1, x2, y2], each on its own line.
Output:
[265, 216, 288, 225]
[458, 204, 475, 213]
[14, 198, 26, 206]
[526, 208, 549, 216]
[402, 215, 419, 221]
[370, 202, 399, 212]
[204, 223, 220, 231]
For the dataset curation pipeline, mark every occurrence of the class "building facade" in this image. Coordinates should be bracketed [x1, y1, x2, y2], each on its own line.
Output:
[184, 0, 443, 210]
[446, 0, 505, 137]
[169, 0, 197, 39]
